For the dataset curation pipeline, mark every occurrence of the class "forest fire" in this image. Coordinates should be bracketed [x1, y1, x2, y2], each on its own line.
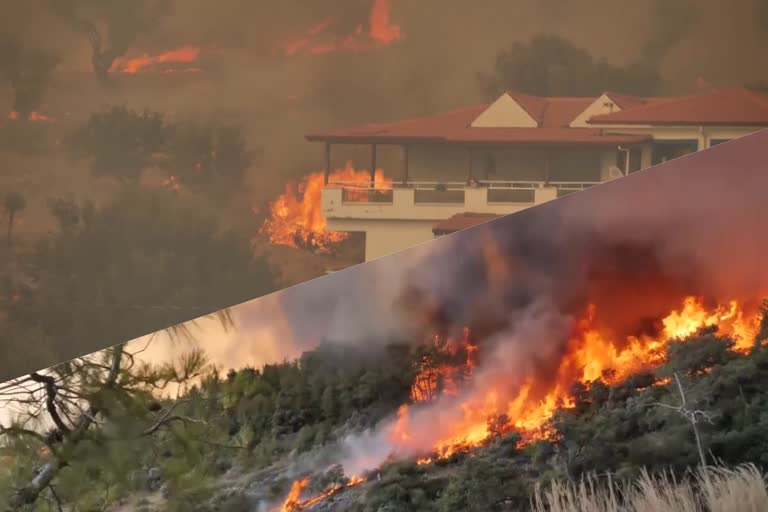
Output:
[6, 111, 53, 122]
[391, 296, 762, 464]
[259, 161, 391, 252]
[278, 475, 367, 511]
[272, 294, 763, 509]
[279, 0, 402, 56]
[109, 46, 202, 74]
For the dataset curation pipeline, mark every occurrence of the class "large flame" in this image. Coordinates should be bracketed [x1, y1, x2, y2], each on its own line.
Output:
[397, 296, 761, 462]
[273, 295, 763, 505]
[259, 161, 391, 253]
[279, 0, 402, 56]
[109, 46, 201, 74]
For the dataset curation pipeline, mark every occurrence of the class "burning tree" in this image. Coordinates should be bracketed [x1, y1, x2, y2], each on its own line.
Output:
[0, 38, 58, 121]
[47, 0, 173, 85]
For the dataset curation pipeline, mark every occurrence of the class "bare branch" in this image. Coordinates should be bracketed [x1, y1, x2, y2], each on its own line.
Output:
[28, 373, 71, 437]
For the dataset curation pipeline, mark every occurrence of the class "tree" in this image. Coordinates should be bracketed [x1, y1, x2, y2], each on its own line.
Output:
[0, 343, 214, 509]
[478, 34, 661, 99]
[0, 38, 58, 120]
[1, 186, 276, 381]
[165, 121, 255, 190]
[47, 0, 172, 85]
[69, 106, 170, 183]
[3, 192, 25, 248]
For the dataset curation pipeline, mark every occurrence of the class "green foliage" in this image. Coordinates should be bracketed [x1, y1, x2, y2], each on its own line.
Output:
[69, 106, 170, 183]
[165, 121, 255, 189]
[4, 186, 276, 378]
[552, 332, 768, 478]
[479, 34, 660, 99]
[4, 306, 768, 511]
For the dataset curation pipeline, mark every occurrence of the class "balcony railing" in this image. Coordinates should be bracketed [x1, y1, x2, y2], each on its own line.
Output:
[327, 180, 601, 204]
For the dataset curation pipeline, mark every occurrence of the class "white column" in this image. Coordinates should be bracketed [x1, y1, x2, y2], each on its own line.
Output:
[392, 188, 415, 209]
[697, 128, 708, 151]
[534, 186, 558, 204]
[321, 188, 343, 216]
[599, 150, 617, 181]
[640, 143, 653, 169]
[464, 187, 488, 211]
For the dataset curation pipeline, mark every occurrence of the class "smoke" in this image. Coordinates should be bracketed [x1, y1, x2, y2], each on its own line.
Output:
[47, 0, 172, 85]
[302, 130, 768, 476]
[0, 37, 58, 118]
[641, 0, 699, 63]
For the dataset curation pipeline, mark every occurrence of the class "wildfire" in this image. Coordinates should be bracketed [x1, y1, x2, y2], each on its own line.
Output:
[259, 161, 391, 253]
[161, 175, 183, 194]
[109, 46, 201, 74]
[279, 0, 402, 56]
[6, 111, 53, 122]
[278, 475, 367, 511]
[396, 296, 762, 463]
[410, 327, 477, 402]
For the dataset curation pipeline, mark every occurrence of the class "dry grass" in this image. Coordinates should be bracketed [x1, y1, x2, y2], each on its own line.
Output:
[532, 465, 768, 512]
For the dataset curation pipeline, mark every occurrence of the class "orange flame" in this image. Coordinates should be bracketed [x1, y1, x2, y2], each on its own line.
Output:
[110, 46, 201, 74]
[259, 161, 391, 252]
[280, 477, 309, 512]
[410, 327, 477, 402]
[278, 475, 367, 511]
[279, 0, 402, 56]
[396, 296, 761, 463]
[369, 0, 402, 44]
[7, 111, 53, 122]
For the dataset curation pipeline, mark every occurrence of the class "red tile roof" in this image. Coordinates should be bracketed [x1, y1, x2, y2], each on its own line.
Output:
[306, 99, 650, 146]
[306, 88, 768, 145]
[588, 88, 768, 126]
[432, 212, 503, 235]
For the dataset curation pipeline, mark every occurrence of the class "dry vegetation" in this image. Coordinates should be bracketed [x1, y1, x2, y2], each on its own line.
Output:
[532, 465, 768, 512]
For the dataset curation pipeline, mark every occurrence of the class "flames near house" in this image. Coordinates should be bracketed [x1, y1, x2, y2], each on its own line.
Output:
[270, 134, 768, 509]
[259, 162, 391, 253]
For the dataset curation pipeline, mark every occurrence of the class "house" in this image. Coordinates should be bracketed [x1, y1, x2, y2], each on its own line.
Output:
[306, 87, 768, 260]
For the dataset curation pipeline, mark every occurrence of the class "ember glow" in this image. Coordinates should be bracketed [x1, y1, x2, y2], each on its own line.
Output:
[109, 46, 202, 74]
[259, 161, 391, 252]
[277, 475, 367, 511]
[279, 0, 402, 56]
[6, 111, 53, 122]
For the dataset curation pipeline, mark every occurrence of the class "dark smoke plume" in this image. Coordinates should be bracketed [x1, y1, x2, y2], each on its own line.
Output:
[47, 0, 172, 85]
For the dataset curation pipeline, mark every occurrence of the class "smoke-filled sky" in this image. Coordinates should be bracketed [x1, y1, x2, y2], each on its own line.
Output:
[5, 0, 768, 85]
[3, 0, 768, 196]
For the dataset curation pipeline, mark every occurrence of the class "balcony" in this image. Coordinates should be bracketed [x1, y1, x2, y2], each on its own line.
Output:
[321, 180, 601, 221]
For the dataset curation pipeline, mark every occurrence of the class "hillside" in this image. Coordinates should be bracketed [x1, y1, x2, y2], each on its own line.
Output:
[3, 310, 768, 511]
